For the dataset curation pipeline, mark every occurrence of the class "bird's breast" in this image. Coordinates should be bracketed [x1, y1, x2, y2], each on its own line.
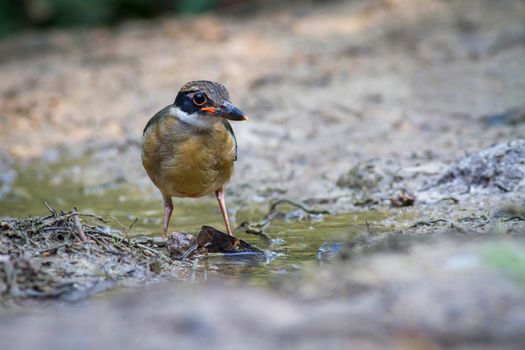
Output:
[142, 117, 236, 198]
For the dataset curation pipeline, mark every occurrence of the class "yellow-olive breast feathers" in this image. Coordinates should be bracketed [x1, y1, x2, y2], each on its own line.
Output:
[141, 106, 237, 198]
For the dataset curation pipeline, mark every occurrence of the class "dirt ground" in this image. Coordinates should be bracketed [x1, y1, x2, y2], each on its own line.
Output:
[1, 0, 524, 202]
[1, 0, 525, 349]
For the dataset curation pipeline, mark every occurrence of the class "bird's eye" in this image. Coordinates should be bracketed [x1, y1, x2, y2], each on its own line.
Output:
[192, 92, 207, 106]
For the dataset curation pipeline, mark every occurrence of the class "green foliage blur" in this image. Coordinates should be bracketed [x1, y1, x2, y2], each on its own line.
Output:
[483, 243, 525, 286]
[0, 0, 219, 37]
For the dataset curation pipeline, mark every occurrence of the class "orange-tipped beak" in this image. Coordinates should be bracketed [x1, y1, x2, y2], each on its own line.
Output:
[202, 102, 248, 121]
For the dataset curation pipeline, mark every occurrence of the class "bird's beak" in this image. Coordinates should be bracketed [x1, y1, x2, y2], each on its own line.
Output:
[202, 101, 248, 121]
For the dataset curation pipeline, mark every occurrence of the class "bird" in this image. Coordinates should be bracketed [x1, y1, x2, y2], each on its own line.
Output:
[141, 80, 247, 237]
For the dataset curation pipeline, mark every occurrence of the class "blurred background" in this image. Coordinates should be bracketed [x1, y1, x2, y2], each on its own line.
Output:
[0, 0, 297, 37]
[0, 0, 524, 217]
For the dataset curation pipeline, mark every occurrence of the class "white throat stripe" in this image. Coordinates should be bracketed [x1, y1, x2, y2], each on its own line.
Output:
[170, 106, 217, 129]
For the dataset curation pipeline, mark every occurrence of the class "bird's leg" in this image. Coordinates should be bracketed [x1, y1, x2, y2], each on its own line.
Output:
[162, 195, 173, 238]
[215, 188, 233, 236]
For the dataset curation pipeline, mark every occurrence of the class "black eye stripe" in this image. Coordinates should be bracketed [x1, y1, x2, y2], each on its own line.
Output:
[174, 92, 199, 114]
[174, 91, 219, 115]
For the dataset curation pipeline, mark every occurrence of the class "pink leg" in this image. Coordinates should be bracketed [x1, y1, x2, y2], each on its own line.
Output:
[162, 195, 173, 238]
[215, 188, 233, 236]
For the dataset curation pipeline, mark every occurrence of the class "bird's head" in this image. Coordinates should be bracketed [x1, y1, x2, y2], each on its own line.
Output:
[172, 80, 248, 129]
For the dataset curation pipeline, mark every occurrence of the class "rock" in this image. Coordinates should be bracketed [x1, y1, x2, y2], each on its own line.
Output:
[167, 226, 265, 259]
[336, 158, 409, 206]
[390, 188, 416, 207]
[435, 139, 525, 194]
[196, 226, 264, 255]
[317, 242, 344, 261]
[483, 106, 525, 127]
[166, 232, 197, 259]
[336, 158, 402, 192]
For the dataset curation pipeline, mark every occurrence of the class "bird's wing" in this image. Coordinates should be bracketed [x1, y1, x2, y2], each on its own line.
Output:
[143, 105, 172, 135]
[221, 119, 238, 161]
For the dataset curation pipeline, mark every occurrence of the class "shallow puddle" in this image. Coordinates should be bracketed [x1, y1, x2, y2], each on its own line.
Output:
[183, 210, 392, 287]
[0, 162, 402, 289]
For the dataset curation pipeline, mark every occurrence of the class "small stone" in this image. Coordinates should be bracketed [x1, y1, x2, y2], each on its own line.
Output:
[317, 242, 344, 261]
[166, 232, 196, 259]
[390, 189, 416, 207]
